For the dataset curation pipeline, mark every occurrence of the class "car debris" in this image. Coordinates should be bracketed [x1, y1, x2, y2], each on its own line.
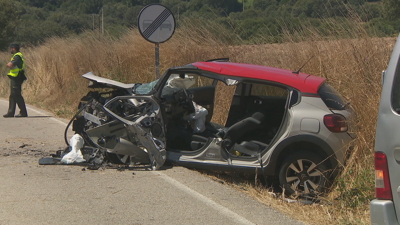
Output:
[19, 144, 30, 148]
[60, 134, 86, 164]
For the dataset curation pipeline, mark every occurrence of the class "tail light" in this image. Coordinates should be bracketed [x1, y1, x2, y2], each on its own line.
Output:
[323, 114, 348, 132]
[375, 152, 393, 200]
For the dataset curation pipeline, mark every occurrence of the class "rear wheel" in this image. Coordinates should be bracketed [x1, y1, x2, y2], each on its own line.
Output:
[278, 151, 329, 196]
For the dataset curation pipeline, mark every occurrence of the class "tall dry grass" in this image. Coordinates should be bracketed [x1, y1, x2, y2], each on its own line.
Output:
[0, 16, 397, 224]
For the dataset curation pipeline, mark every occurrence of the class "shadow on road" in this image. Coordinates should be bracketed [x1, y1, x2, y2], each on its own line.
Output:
[26, 116, 52, 118]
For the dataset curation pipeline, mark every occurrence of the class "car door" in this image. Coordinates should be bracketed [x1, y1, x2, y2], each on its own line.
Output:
[102, 95, 167, 170]
[372, 33, 400, 224]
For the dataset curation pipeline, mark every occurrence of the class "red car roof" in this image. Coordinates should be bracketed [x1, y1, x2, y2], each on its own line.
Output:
[192, 62, 325, 94]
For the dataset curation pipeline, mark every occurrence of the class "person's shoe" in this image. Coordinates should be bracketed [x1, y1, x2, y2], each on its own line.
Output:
[15, 113, 27, 118]
[3, 113, 14, 118]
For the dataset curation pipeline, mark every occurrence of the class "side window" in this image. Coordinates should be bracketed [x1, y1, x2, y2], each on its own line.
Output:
[391, 58, 400, 113]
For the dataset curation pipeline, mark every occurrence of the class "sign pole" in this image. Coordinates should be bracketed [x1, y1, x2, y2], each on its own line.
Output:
[155, 43, 160, 79]
[138, 4, 175, 80]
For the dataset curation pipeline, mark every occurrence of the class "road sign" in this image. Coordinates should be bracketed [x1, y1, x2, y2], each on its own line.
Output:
[138, 4, 176, 79]
[138, 4, 176, 44]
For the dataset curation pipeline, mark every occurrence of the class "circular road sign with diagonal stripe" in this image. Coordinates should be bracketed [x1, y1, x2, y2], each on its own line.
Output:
[138, 4, 176, 43]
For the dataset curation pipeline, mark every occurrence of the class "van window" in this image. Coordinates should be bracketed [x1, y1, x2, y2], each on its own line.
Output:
[391, 59, 400, 114]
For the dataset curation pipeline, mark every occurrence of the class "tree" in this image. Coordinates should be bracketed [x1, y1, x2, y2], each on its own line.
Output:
[254, 0, 278, 11]
[60, 15, 90, 33]
[204, 0, 242, 13]
[382, 0, 400, 20]
[187, 0, 204, 13]
[160, 0, 189, 18]
[0, 0, 20, 50]
[124, 5, 144, 27]
[292, 0, 315, 17]
[79, 0, 103, 14]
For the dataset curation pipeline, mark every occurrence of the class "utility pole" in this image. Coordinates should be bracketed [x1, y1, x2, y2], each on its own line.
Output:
[98, 8, 104, 35]
[92, 14, 95, 30]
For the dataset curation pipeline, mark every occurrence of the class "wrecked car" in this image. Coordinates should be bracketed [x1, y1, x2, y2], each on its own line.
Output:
[49, 59, 356, 195]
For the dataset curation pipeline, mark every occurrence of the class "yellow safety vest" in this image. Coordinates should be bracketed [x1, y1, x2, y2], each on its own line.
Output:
[8, 52, 25, 77]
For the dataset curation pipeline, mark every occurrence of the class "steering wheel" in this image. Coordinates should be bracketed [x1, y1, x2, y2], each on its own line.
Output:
[174, 89, 195, 113]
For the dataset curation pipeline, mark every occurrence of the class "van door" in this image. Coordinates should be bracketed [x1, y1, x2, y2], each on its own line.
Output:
[373, 33, 400, 223]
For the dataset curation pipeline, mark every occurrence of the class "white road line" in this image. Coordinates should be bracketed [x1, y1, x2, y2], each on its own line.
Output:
[1, 98, 255, 225]
[156, 172, 256, 225]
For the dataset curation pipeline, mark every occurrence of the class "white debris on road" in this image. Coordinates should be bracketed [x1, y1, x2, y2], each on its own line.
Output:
[61, 134, 86, 164]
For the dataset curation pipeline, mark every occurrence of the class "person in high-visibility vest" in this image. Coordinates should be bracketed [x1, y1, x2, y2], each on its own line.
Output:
[3, 43, 27, 118]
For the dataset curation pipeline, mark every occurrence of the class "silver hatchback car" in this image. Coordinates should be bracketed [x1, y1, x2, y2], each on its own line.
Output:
[61, 60, 356, 196]
[370, 33, 400, 225]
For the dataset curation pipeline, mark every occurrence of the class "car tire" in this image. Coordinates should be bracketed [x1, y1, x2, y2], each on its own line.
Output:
[278, 151, 328, 196]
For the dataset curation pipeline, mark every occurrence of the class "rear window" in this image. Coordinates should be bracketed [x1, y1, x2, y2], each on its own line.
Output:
[317, 83, 347, 110]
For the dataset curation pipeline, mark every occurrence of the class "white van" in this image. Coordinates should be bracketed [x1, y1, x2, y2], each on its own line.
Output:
[370, 33, 400, 225]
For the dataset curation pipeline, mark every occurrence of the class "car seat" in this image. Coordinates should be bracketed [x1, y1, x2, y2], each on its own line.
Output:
[189, 112, 265, 152]
[222, 112, 265, 149]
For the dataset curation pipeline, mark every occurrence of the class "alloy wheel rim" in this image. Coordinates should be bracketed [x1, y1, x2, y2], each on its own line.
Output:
[285, 159, 324, 194]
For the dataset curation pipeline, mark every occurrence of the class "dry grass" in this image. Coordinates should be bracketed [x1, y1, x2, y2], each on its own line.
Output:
[0, 16, 397, 224]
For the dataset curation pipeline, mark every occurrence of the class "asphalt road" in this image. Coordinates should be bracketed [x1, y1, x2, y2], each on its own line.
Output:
[0, 99, 304, 225]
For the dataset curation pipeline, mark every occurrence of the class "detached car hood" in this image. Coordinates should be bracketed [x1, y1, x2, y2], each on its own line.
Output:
[82, 72, 135, 90]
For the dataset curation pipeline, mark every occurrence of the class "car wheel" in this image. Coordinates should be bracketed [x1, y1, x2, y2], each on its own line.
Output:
[278, 151, 328, 196]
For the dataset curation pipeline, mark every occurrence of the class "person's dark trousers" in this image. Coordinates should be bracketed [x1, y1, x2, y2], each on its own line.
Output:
[6, 77, 27, 116]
